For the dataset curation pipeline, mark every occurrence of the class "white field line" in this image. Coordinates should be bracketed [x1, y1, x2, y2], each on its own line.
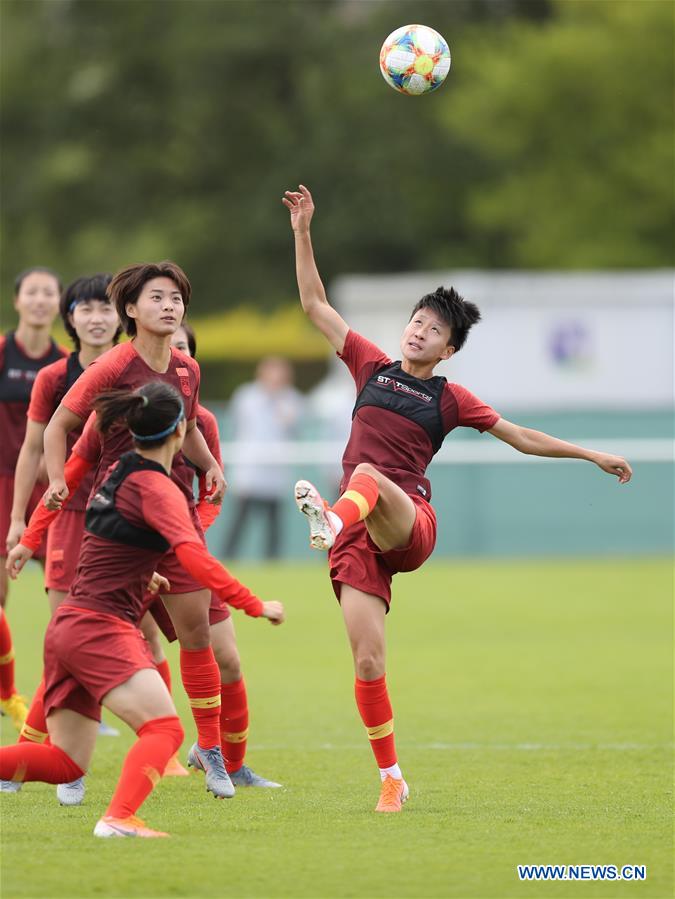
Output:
[221, 439, 674, 466]
[249, 742, 673, 752]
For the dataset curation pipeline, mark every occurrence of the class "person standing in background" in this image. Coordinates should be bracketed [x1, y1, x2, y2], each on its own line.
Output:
[224, 357, 303, 560]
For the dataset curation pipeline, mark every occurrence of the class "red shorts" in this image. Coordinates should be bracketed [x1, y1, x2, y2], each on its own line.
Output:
[43, 605, 155, 721]
[0, 474, 47, 560]
[328, 495, 437, 609]
[145, 592, 230, 643]
[45, 509, 85, 592]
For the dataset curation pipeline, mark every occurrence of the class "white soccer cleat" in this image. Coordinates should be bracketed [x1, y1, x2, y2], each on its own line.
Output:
[0, 780, 23, 793]
[56, 777, 85, 806]
[93, 815, 169, 838]
[294, 480, 336, 551]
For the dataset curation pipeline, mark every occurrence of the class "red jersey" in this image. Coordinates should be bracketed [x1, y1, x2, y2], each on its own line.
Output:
[338, 330, 500, 500]
[0, 332, 67, 475]
[68, 464, 198, 624]
[28, 353, 93, 512]
[60, 342, 200, 503]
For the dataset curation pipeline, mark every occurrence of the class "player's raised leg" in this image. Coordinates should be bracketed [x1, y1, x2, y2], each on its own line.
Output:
[295, 462, 416, 553]
[340, 586, 408, 812]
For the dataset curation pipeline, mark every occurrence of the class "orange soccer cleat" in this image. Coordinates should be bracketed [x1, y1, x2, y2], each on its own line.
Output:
[93, 815, 169, 838]
[375, 775, 409, 813]
[164, 753, 190, 777]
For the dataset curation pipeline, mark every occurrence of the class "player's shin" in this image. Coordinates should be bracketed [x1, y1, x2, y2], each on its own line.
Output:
[18, 678, 49, 744]
[354, 675, 400, 778]
[331, 473, 379, 532]
[105, 715, 183, 819]
[0, 742, 84, 784]
[220, 678, 249, 773]
[0, 611, 17, 700]
[179, 647, 221, 749]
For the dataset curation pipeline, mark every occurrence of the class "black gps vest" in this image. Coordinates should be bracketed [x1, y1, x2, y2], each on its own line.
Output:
[352, 361, 447, 453]
[53, 352, 84, 409]
[0, 331, 63, 403]
[85, 452, 170, 552]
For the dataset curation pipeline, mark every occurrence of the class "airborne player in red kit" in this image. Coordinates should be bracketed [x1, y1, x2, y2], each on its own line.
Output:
[283, 185, 633, 813]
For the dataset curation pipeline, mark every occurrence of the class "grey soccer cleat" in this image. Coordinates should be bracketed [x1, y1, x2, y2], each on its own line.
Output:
[56, 777, 85, 806]
[294, 480, 336, 550]
[187, 743, 235, 799]
[98, 721, 120, 737]
[229, 765, 282, 788]
[0, 780, 22, 793]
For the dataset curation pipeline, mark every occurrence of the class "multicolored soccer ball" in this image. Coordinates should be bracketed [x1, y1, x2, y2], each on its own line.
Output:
[379, 24, 451, 96]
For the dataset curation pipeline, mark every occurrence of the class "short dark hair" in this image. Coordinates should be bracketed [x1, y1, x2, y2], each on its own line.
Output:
[178, 321, 197, 359]
[93, 381, 184, 449]
[410, 286, 482, 352]
[14, 267, 62, 295]
[107, 261, 191, 337]
[60, 274, 122, 351]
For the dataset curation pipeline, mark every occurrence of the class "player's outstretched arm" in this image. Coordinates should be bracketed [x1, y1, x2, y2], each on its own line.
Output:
[282, 184, 349, 353]
[488, 419, 632, 483]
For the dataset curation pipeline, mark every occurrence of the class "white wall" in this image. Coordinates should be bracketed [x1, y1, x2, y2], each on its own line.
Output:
[329, 270, 674, 410]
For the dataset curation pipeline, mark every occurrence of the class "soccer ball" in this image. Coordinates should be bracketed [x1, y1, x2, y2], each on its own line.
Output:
[379, 24, 451, 96]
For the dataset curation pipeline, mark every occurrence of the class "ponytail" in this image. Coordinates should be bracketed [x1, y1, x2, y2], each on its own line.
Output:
[93, 381, 184, 448]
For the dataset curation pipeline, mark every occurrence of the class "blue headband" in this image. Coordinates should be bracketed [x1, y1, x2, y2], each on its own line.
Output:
[130, 406, 185, 442]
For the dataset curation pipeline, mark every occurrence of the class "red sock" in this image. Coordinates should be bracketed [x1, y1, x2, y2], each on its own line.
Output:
[330, 473, 379, 531]
[354, 675, 397, 769]
[0, 741, 84, 784]
[106, 716, 183, 819]
[179, 647, 221, 749]
[0, 610, 17, 700]
[19, 678, 49, 744]
[155, 659, 172, 694]
[220, 678, 249, 773]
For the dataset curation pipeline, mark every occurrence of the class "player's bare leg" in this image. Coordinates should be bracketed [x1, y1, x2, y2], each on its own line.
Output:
[210, 617, 281, 788]
[340, 586, 409, 812]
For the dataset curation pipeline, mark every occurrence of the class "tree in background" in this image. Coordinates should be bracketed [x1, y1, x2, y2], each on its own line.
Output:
[447, 0, 673, 267]
[1, 0, 670, 321]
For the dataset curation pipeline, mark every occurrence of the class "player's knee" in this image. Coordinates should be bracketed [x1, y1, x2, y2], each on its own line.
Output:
[176, 622, 211, 650]
[353, 462, 379, 482]
[353, 651, 384, 681]
[215, 652, 241, 683]
[165, 716, 184, 754]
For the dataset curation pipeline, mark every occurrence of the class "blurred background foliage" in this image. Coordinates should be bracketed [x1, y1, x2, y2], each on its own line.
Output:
[2, 0, 672, 386]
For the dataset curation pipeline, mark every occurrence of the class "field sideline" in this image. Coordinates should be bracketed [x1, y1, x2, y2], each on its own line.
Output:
[0, 558, 672, 899]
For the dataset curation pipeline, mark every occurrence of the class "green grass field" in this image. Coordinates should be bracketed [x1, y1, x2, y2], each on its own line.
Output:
[1, 559, 672, 899]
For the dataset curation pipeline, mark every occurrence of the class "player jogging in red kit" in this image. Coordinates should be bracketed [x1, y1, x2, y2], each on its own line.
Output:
[1, 381, 283, 838]
[40, 261, 282, 796]
[283, 185, 633, 813]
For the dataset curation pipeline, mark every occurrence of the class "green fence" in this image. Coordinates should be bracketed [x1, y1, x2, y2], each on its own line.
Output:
[205, 409, 673, 561]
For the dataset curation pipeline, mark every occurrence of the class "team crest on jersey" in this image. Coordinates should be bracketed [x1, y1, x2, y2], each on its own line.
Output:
[175, 366, 191, 397]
